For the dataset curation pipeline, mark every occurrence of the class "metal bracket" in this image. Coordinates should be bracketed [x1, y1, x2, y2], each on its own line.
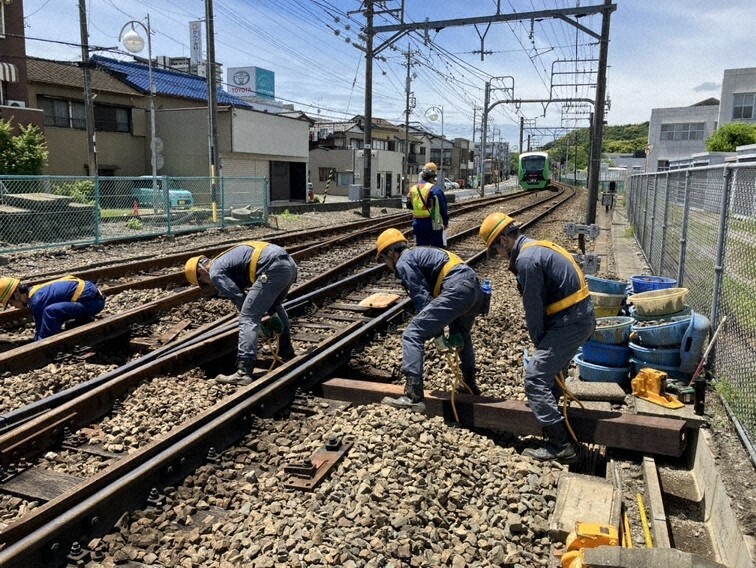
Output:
[283, 438, 352, 491]
[565, 222, 600, 240]
[573, 253, 601, 275]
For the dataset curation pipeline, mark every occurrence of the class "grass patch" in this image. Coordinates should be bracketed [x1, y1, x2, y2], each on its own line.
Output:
[623, 226, 634, 238]
[281, 209, 300, 221]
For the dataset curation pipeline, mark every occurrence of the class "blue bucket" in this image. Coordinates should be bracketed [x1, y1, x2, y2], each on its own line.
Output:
[574, 353, 631, 384]
[629, 341, 681, 367]
[581, 341, 631, 368]
[630, 359, 691, 381]
[630, 316, 690, 347]
[631, 275, 678, 294]
[586, 275, 629, 296]
[679, 313, 711, 373]
[592, 316, 634, 345]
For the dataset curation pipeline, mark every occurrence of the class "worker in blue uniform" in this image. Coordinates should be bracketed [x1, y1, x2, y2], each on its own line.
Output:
[480, 212, 595, 464]
[184, 241, 297, 385]
[0, 275, 105, 341]
[406, 162, 449, 248]
[375, 228, 483, 412]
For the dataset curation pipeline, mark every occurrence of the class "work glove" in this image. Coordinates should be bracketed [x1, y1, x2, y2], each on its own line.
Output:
[260, 314, 284, 338]
[434, 332, 464, 352]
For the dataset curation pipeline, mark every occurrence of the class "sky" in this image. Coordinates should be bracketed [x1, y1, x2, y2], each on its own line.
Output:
[19, 0, 756, 148]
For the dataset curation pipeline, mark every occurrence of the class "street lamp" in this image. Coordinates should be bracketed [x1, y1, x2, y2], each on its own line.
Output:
[119, 16, 158, 211]
[426, 105, 445, 187]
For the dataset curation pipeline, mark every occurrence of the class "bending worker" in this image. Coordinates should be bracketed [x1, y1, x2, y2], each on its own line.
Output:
[185, 241, 297, 386]
[0, 275, 106, 341]
[376, 228, 483, 412]
[480, 212, 594, 464]
[406, 162, 449, 248]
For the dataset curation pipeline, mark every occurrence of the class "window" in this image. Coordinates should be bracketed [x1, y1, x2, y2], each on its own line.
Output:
[39, 97, 84, 129]
[318, 167, 334, 182]
[0, 5, 5, 38]
[657, 160, 670, 171]
[94, 105, 130, 133]
[336, 172, 353, 187]
[733, 93, 755, 120]
[39, 96, 130, 132]
[659, 123, 705, 141]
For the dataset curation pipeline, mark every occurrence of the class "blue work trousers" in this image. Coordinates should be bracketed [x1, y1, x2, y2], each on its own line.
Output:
[402, 272, 482, 390]
[524, 300, 595, 426]
[36, 296, 106, 340]
[412, 218, 445, 248]
[238, 256, 297, 364]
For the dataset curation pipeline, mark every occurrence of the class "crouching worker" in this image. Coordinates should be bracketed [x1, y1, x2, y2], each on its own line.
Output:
[0, 275, 106, 341]
[480, 212, 594, 464]
[184, 241, 297, 386]
[375, 229, 483, 412]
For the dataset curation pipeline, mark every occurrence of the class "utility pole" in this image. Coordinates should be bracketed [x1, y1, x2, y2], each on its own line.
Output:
[78, 0, 97, 176]
[402, 45, 415, 197]
[205, 0, 221, 222]
[586, 0, 613, 225]
[479, 81, 490, 197]
[361, 0, 374, 218]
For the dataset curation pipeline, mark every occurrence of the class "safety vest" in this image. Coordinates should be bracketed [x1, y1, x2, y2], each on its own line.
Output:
[214, 240, 270, 284]
[520, 240, 590, 316]
[433, 250, 464, 297]
[29, 275, 86, 302]
[410, 183, 434, 219]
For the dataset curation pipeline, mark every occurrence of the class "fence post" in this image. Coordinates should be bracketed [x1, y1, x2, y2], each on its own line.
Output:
[220, 176, 226, 230]
[677, 170, 692, 286]
[658, 172, 671, 276]
[648, 174, 661, 270]
[321, 169, 335, 203]
[165, 176, 172, 237]
[711, 165, 733, 330]
[94, 176, 101, 245]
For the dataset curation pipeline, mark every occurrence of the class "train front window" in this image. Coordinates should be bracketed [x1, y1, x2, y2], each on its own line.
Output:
[523, 157, 545, 172]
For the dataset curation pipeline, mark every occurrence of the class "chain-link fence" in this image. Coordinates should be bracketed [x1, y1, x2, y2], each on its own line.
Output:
[628, 164, 756, 453]
[0, 175, 268, 253]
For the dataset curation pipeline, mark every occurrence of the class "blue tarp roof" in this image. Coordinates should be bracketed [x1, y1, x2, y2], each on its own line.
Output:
[92, 55, 253, 108]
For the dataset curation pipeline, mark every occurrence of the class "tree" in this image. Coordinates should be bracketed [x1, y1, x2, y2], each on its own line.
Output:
[706, 122, 756, 152]
[0, 118, 49, 175]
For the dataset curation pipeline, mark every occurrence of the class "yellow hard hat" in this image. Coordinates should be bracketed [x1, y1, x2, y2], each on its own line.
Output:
[0, 277, 21, 309]
[376, 228, 408, 260]
[184, 256, 206, 286]
[480, 212, 516, 248]
[423, 162, 438, 172]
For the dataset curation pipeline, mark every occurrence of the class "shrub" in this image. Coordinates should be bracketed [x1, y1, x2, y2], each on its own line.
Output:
[126, 217, 144, 230]
[53, 180, 95, 204]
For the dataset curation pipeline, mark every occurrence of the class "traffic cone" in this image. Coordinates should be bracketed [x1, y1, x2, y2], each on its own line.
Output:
[133, 199, 140, 217]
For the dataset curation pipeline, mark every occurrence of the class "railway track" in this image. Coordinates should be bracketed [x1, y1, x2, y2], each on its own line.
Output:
[0, 185, 738, 567]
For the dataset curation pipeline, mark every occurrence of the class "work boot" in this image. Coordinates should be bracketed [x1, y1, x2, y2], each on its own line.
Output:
[462, 370, 481, 396]
[278, 337, 296, 362]
[382, 381, 426, 412]
[215, 359, 256, 386]
[522, 421, 577, 464]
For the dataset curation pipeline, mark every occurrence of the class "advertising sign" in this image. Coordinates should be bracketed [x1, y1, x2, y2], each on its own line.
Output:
[228, 66, 276, 99]
[189, 21, 202, 66]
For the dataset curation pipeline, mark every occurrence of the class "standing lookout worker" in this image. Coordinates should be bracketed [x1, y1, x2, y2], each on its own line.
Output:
[0, 275, 106, 341]
[185, 241, 297, 385]
[406, 162, 449, 248]
[376, 228, 483, 412]
[480, 212, 595, 463]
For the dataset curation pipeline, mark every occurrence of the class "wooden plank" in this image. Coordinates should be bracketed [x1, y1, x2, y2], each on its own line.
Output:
[321, 378, 688, 456]
[1, 468, 81, 502]
[358, 293, 401, 309]
[634, 397, 708, 428]
[642, 456, 671, 548]
[159, 320, 190, 345]
[321, 313, 369, 322]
